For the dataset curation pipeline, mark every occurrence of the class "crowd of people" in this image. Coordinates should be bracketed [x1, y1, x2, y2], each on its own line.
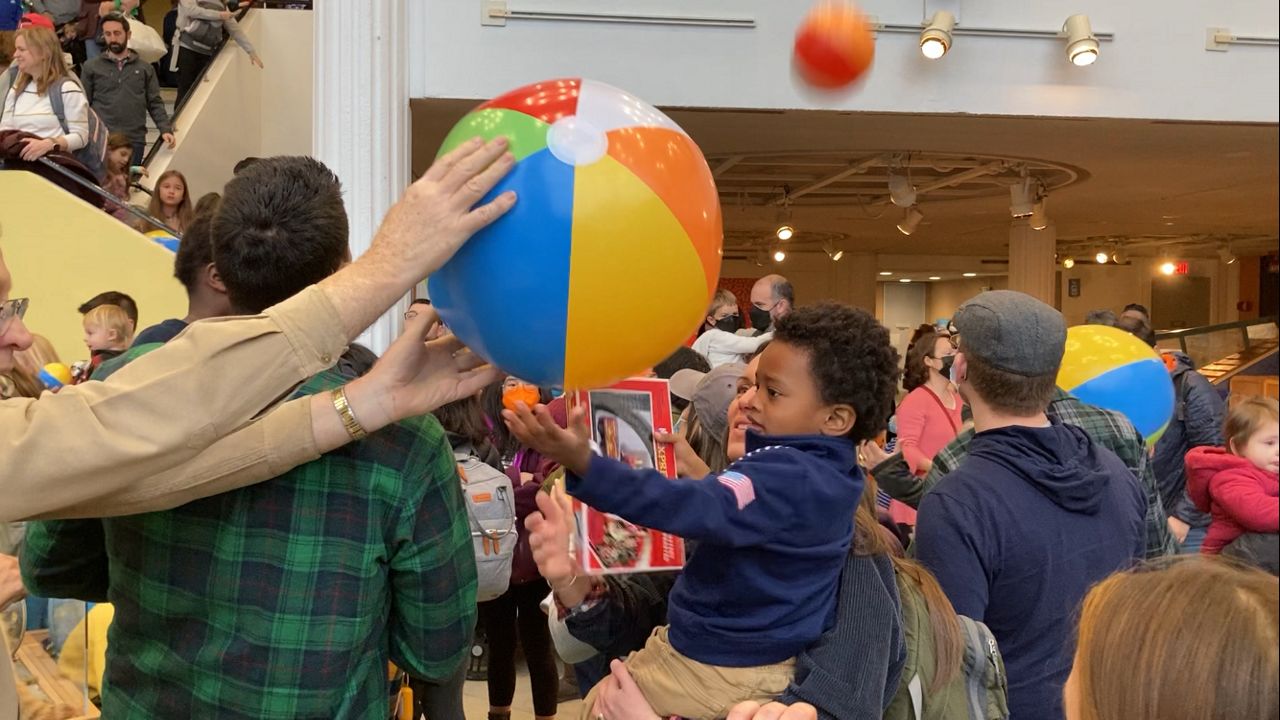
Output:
[0, 33, 1276, 717]
[2, 2, 261, 233]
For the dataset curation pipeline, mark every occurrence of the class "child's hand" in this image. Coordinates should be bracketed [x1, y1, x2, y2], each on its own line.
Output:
[504, 402, 592, 476]
[525, 487, 576, 586]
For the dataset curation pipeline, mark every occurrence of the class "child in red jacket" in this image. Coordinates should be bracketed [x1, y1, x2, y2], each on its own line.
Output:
[1185, 396, 1279, 555]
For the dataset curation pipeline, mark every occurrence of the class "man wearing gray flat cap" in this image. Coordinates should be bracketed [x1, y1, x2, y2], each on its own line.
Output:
[914, 290, 1146, 720]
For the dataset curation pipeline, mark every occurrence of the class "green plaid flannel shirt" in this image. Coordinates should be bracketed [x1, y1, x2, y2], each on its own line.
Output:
[916, 389, 1175, 558]
[23, 358, 477, 719]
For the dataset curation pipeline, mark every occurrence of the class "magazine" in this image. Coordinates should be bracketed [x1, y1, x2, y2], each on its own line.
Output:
[569, 377, 687, 575]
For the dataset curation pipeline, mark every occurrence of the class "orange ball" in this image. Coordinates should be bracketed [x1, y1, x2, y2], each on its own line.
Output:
[793, 1, 876, 90]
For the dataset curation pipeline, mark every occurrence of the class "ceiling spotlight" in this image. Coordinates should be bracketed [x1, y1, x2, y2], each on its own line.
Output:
[1064, 15, 1099, 66]
[1062, 257, 1075, 269]
[773, 249, 787, 263]
[753, 249, 768, 267]
[962, 272, 977, 278]
[897, 206, 924, 235]
[919, 11, 956, 60]
[1111, 248, 1126, 264]
[1030, 197, 1049, 230]
[1218, 246, 1238, 265]
[776, 225, 795, 241]
[888, 168, 917, 207]
[879, 271, 893, 276]
[822, 239, 844, 262]
[929, 276, 942, 281]
[1010, 176, 1036, 218]
[1095, 251, 1110, 264]
[1160, 261, 1177, 276]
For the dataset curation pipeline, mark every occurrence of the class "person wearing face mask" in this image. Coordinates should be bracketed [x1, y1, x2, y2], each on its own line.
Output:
[894, 331, 963, 482]
[747, 274, 794, 335]
[691, 289, 772, 368]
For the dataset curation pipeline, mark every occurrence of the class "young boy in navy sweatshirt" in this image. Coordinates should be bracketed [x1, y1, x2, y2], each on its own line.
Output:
[505, 304, 900, 720]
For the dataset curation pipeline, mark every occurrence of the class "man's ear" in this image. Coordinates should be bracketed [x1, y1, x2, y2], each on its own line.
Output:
[205, 263, 227, 293]
[823, 404, 857, 437]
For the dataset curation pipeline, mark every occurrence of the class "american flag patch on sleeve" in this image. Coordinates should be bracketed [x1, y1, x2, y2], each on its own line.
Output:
[717, 471, 756, 510]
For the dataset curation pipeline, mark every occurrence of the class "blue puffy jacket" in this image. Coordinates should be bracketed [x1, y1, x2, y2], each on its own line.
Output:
[1152, 352, 1225, 527]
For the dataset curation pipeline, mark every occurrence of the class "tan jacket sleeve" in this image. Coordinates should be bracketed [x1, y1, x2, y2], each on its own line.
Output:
[1, 286, 348, 522]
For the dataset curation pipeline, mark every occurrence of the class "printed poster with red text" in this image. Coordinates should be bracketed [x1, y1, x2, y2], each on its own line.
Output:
[570, 378, 686, 575]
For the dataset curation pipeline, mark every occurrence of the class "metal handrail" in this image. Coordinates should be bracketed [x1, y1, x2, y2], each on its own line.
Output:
[1155, 316, 1279, 356]
[31, 157, 183, 237]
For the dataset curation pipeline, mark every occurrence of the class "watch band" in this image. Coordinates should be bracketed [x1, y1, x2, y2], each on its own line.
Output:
[332, 387, 368, 441]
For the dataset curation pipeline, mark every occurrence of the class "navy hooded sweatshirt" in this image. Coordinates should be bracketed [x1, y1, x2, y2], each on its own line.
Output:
[566, 432, 862, 667]
[915, 422, 1145, 720]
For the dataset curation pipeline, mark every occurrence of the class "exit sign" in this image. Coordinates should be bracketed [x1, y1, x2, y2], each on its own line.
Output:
[1174, 261, 1190, 275]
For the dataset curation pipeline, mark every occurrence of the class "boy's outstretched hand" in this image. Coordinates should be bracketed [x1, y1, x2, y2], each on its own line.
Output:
[503, 403, 593, 476]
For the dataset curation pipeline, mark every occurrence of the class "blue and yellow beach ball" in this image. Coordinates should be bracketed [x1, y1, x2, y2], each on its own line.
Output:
[1058, 324, 1175, 446]
[427, 78, 723, 389]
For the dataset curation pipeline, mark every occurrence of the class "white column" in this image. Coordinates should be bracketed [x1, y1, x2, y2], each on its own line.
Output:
[313, 0, 411, 354]
[1008, 219, 1057, 306]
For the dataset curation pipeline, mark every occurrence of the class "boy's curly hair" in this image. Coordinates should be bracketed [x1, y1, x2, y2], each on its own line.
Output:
[773, 303, 901, 443]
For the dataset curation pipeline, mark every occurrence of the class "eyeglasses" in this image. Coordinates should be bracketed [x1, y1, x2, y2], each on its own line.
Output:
[0, 297, 29, 334]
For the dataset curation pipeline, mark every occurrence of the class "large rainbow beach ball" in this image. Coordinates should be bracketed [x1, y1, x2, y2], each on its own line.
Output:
[1057, 324, 1175, 446]
[428, 79, 723, 389]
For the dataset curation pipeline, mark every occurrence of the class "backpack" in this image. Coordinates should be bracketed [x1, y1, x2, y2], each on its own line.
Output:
[885, 568, 1010, 720]
[2, 66, 108, 181]
[456, 445, 517, 602]
[181, 0, 228, 53]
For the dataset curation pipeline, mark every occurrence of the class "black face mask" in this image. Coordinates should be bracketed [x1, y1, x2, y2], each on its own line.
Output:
[749, 306, 773, 332]
[938, 355, 956, 376]
[714, 315, 741, 333]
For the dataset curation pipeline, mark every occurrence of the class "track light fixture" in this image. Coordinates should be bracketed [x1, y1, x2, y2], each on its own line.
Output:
[753, 249, 768, 267]
[897, 206, 924, 235]
[888, 162, 917, 207]
[1010, 175, 1036, 218]
[773, 248, 787, 263]
[1159, 261, 1177, 276]
[1218, 246, 1238, 265]
[1062, 257, 1075, 269]
[822, 239, 844, 262]
[1095, 250, 1110, 265]
[920, 11, 956, 60]
[776, 225, 795, 241]
[1064, 15, 1099, 66]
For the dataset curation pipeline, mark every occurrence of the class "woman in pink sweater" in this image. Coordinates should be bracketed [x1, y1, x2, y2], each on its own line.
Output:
[888, 331, 964, 525]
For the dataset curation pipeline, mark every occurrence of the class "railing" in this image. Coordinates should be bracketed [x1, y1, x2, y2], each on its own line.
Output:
[1155, 317, 1279, 356]
[33, 157, 182, 237]
[139, 1, 313, 168]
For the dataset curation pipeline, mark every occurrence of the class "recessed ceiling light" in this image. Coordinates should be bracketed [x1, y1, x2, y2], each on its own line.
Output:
[929, 276, 942, 280]
[899, 278, 912, 283]
[879, 271, 893, 276]
[962, 272, 977, 278]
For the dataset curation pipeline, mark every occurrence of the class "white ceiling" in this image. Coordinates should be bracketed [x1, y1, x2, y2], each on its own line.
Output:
[411, 101, 1279, 261]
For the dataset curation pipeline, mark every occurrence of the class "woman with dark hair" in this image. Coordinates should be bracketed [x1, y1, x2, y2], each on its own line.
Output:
[897, 331, 963, 478]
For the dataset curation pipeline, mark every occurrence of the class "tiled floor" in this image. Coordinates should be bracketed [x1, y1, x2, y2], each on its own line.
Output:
[461, 670, 585, 720]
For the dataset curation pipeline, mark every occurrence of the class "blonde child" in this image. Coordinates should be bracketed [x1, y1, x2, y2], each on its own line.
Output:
[1185, 396, 1279, 557]
[80, 304, 133, 379]
[690, 289, 772, 368]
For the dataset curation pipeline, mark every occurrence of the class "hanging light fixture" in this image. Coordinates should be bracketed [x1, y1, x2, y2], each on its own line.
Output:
[775, 225, 795, 241]
[1218, 245, 1238, 265]
[1063, 15, 1099, 66]
[897, 206, 924, 235]
[919, 11, 956, 60]
[822, 239, 844, 262]
[1010, 175, 1036, 218]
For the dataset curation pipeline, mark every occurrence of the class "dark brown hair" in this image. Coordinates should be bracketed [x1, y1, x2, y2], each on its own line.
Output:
[961, 343, 1057, 415]
[904, 330, 946, 392]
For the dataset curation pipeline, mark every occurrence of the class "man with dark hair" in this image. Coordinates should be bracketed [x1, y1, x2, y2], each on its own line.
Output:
[915, 290, 1145, 720]
[1116, 314, 1223, 553]
[1084, 308, 1117, 326]
[1120, 302, 1150, 325]
[748, 273, 794, 334]
[120, 211, 230, 348]
[24, 156, 477, 718]
[78, 290, 138, 333]
[81, 13, 176, 166]
[232, 155, 261, 175]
